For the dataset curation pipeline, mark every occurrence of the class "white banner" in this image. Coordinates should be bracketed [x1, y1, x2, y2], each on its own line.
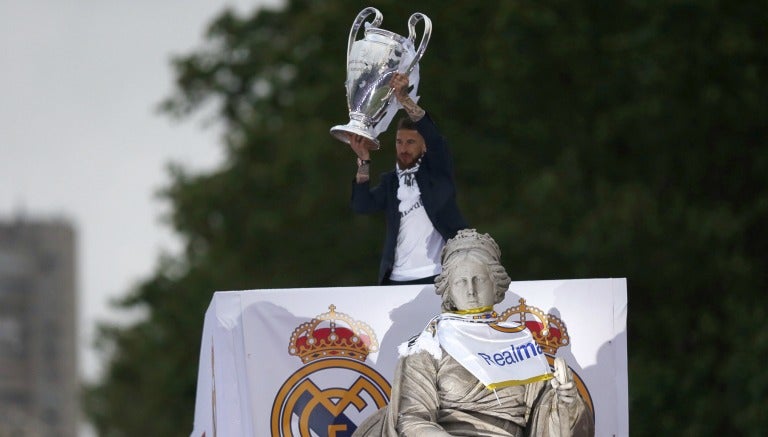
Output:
[436, 316, 552, 389]
[191, 278, 628, 436]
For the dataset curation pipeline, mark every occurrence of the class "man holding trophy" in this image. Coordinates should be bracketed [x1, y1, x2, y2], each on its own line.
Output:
[348, 72, 468, 285]
[330, 7, 467, 285]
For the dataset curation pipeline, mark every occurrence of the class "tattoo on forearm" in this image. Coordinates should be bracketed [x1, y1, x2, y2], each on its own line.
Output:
[356, 162, 370, 183]
[399, 95, 425, 121]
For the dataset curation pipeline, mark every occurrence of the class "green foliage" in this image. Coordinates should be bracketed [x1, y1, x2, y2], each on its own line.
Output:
[85, 0, 768, 435]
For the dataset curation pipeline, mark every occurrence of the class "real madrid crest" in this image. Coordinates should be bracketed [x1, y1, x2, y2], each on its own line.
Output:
[498, 298, 595, 418]
[270, 305, 391, 436]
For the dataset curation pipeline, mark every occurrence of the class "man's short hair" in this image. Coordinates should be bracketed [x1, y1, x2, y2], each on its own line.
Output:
[397, 117, 417, 131]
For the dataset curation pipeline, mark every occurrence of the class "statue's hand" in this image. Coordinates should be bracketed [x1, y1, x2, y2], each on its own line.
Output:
[550, 357, 577, 404]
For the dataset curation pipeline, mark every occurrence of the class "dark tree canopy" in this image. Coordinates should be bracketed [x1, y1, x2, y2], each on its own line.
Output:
[85, 0, 768, 435]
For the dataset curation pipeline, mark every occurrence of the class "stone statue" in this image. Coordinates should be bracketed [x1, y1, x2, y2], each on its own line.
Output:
[353, 229, 595, 436]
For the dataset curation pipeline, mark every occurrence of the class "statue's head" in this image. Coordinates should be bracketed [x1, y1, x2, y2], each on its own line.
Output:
[434, 229, 511, 313]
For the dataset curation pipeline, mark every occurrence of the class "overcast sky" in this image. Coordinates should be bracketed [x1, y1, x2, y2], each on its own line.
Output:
[0, 0, 281, 382]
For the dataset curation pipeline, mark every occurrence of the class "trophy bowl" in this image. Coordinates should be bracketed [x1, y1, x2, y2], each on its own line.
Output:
[330, 7, 431, 150]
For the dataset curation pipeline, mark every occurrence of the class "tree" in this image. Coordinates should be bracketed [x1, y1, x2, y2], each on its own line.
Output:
[85, 0, 768, 435]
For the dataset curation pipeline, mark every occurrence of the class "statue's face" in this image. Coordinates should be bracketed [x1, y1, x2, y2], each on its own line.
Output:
[447, 257, 496, 311]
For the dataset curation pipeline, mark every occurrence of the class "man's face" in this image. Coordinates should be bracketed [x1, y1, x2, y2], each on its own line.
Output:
[395, 129, 426, 169]
[448, 257, 496, 311]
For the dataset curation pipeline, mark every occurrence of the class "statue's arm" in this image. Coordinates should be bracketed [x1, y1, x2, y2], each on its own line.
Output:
[525, 357, 595, 436]
[394, 352, 452, 436]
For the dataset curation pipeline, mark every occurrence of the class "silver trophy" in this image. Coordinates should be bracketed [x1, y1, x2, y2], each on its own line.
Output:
[330, 7, 432, 150]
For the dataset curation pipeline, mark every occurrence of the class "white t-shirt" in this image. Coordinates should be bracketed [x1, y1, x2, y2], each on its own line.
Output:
[390, 164, 445, 281]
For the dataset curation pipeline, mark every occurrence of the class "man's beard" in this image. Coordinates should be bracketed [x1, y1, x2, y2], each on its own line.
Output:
[397, 153, 421, 169]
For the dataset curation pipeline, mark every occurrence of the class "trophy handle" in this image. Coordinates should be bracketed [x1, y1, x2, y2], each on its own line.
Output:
[347, 7, 383, 66]
[404, 12, 432, 74]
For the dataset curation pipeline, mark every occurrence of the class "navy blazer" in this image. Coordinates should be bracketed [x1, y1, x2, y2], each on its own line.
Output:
[351, 113, 468, 284]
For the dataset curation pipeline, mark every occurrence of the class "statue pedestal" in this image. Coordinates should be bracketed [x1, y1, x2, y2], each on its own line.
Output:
[190, 279, 628, 436]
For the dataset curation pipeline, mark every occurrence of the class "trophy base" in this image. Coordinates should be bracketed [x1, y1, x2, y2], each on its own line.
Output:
[330, 125, 381, 150]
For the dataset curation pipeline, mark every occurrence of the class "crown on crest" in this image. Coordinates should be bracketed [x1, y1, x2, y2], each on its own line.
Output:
[497, 298, 570, 355]
[289, 305, 379, 364]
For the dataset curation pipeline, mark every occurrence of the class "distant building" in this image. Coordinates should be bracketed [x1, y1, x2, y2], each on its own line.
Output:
[0, 218, 78, 437]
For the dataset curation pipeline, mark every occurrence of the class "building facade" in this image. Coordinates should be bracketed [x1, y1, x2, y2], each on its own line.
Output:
[0, 219, 78, 437]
